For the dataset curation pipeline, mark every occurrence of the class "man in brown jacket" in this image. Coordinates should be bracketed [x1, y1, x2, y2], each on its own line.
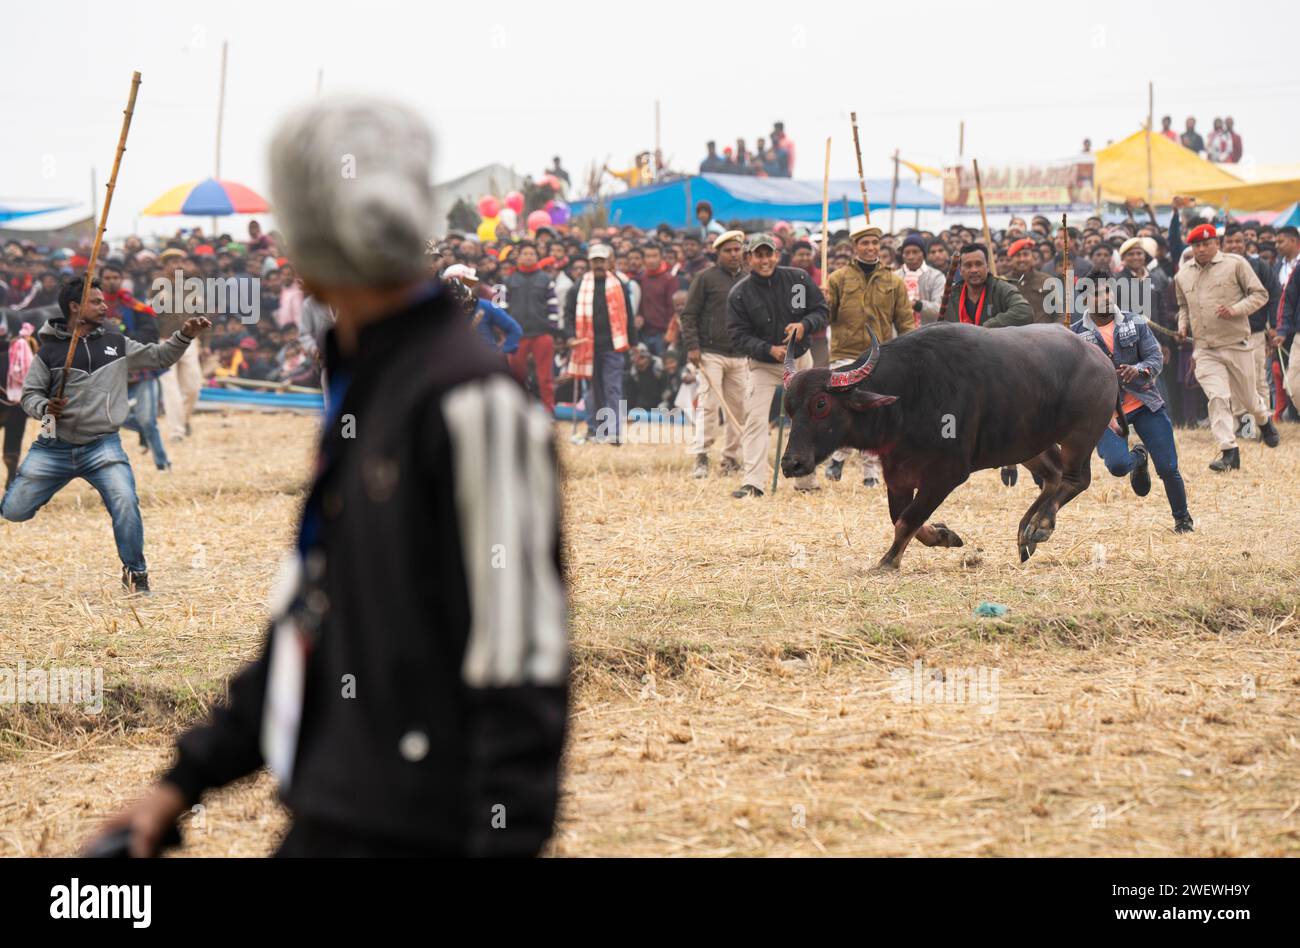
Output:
[1005, 238, 1056, 324]
[824, 225, 913, 485]
[680, 230, 747, 479]
[1175, 223, 1280, 471]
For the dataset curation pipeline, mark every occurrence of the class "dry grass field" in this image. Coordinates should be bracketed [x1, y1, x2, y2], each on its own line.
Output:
[1, 409, 1298, 857]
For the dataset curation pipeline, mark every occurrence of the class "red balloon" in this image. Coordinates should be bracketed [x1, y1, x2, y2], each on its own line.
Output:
[478, 195, 500, 218]
[505, 191, 525, 214]
[526, 209, 552, 232]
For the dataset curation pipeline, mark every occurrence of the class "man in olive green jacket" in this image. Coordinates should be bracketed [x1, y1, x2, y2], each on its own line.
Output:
[824, 225, 913, 485]
[941, 244, 1033, 327]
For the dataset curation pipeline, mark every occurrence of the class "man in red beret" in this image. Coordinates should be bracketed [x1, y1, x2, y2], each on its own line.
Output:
[1175, 223, 1279, 471]
[1005, 237, 1054, 323]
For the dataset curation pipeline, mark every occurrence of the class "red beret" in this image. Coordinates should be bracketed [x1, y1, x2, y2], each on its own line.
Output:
[1007, 238, 1036, 257]
[1187, 223, 1218, 244]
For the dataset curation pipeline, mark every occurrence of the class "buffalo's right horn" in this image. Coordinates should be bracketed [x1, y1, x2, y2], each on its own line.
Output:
[828, 324, 882, 391]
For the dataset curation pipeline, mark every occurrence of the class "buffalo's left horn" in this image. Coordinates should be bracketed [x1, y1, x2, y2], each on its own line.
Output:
[828, 324, 882, 391]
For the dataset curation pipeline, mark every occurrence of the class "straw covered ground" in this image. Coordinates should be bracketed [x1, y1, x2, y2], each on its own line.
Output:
[1, 409, 1298, 857]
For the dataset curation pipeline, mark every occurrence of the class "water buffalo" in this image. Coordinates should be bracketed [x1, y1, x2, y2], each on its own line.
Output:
[780, 322, 1120, 570]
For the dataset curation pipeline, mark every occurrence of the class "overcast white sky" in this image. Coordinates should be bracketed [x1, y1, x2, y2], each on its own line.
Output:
[2, 0, 1297, 237]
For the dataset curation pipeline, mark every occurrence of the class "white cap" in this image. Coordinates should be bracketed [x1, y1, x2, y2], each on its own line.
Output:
[443, 263, 478, 282]
[588, 243, 613, 261]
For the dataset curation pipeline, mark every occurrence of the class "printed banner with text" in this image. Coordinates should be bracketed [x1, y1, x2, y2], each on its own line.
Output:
[943, 157, 1096, 215]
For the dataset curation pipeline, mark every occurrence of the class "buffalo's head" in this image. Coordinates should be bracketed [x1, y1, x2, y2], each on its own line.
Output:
[779, 325, 898, 479]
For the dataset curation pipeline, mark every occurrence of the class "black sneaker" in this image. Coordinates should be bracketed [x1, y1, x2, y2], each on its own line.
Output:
[1000, 465, 1018, 487]
[1208, 448, 1240, 472]
[1129, 445, 1151, 497]
[691, 455, 709, 479]
[863, 476, 880, 487]
[1261, 419, 1280, 448]
[825, 459, 843, 481]
[732, 485, 764, 499]
[1174, 515, 1194, 534]
[121, 567, 151, 595]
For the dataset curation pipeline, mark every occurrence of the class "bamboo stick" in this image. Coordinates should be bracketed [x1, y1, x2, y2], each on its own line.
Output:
[850, 111, 871, 226]
[972, 160, 995, 273]
[889, 149, 900, 235]
[58, 71, 142, 401]
[820, 137, 832, 289]
[1062, 213, 1073, 327]
[937, 251, 961, 322]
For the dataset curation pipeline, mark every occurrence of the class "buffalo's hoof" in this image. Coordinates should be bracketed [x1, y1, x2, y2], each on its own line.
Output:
[930, 523, 965, 548]
[1019, 541, 1037, 562]
[870, 560, 900, 574]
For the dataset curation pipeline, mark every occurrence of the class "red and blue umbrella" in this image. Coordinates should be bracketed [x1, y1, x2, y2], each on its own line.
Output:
[141, 177, 269, 216]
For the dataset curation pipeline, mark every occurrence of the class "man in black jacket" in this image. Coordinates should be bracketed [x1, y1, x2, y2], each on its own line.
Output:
[727, 233, 828, 497]
[1223, 227, 1280, 429]
[680, 229, 746, 479]
[85, 95, 568, 858]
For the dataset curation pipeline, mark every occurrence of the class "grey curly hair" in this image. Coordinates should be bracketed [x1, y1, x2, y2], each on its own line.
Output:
[269, 95, 434, 287]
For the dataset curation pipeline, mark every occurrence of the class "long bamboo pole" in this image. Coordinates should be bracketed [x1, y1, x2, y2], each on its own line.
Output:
[57, 72, 142, 401]
[1061, 213, 1073, 327]
[1145, 81, 1154, 209]
[212, 40, 227, 236]
[937, 250, 961, 322]
[889, 149, 900, 234]
[850, 111, 871, 226]
[820, 137, 832, 289]
[972, 160, 995, 271]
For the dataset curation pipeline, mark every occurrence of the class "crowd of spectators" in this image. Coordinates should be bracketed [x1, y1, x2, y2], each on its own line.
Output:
[1161, 114, 1245, 163]
[699, 121, 796, 177]
[1, 225, 331, 389]
[428, 197, 1299, 437]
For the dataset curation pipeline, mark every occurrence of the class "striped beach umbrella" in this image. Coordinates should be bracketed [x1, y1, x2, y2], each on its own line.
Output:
[141, 177, 269, 216]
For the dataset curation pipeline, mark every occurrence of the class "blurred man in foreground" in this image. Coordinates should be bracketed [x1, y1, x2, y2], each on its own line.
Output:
[86, 96, 568, 858]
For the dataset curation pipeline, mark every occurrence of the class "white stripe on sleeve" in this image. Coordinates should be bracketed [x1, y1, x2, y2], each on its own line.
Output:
[443, 376, 567, 687]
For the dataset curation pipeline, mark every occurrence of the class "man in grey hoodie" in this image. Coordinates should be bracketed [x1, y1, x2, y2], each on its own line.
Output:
[0, 276, 209, 592]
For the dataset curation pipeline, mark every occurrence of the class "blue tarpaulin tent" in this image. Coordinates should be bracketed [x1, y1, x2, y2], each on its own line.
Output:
[0, 203, 74, 224]
[569, 174, 940, 229]
[1271, 203, 1300, 229]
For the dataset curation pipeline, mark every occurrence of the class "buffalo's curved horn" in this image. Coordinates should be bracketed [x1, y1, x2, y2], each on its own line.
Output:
[783, 340, 797, 387]
[828, 324, 882, 391]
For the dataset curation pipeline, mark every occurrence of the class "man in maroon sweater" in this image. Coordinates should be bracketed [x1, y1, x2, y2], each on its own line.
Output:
[637, 244, 678, 357]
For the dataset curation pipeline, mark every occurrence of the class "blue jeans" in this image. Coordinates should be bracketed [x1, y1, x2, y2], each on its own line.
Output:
[0, 432, 147, 572]
[1096, 405, 1188, 520]
[122, 378, 169, 469]
[639, 331, 668, 358]
[587, 349, 626, 442]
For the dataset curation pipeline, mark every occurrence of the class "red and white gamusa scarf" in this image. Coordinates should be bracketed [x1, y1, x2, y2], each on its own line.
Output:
[567, 272, 630, 379]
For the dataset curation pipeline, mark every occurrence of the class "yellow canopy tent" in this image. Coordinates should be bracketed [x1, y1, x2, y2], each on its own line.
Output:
[1182, 177, 1300, 213]
[1095, 130, 1241, 205]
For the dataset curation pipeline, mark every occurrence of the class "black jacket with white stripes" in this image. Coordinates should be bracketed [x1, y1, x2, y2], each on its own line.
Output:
[163, 286, 568, 856]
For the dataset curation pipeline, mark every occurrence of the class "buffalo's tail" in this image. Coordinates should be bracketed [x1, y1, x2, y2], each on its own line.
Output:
[1115, 390, 1130, 437]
